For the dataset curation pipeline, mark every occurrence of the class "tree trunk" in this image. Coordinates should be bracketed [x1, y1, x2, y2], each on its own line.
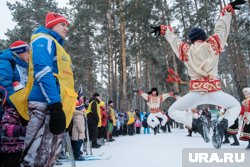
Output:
[229, 12, 248, 101]
[145, 60, 149, 112]
[119, 0, 127, 112]
[107, 0, 113, 101]
[112, 0, 118, 109]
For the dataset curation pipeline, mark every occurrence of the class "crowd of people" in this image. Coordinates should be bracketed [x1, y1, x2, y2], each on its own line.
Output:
[55, 92, 175, 165]
[0, 0, 250, 166]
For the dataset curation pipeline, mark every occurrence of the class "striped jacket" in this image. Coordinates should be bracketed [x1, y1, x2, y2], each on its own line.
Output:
[28, 26, 65, 105]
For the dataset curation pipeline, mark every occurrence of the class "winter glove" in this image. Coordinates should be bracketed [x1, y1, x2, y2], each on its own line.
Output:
[230, 0, 246, 10]
[150, 26, 161, 36]
[48, 102, 66, 135]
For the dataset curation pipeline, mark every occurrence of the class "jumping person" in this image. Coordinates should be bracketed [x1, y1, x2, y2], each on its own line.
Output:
[151, 0, 246, 148]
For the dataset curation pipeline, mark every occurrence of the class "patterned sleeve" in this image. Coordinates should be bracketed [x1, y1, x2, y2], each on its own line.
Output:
[164, 28, 190, 62]
[206, 9, 232, 55]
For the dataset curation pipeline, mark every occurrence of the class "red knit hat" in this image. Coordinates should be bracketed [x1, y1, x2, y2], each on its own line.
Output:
[10, 40, 29, 54]
[45, 12, 68, 28]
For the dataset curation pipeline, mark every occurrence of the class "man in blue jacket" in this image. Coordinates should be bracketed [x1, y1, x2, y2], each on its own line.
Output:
[21, 12, 76, 167]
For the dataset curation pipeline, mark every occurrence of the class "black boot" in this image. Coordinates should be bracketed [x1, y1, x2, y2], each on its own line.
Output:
[92, 141, 101, 148]
[154, 127, 158, 135]
[71, 140, 78, 158]
[222, 131, 230, 144]
[230, 134, 240, 146]
[212, 118, 228, 149]
[246, 141, 250, 150]
[192, 116, 210, 143]
[187, 129, 192, 137]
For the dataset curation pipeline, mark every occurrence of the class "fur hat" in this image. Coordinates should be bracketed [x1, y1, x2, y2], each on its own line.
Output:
[93, 92, 100, 97]
[151, 87, 158, 96]
[188, 27, 207, 43]
[243, 87, 250, 97]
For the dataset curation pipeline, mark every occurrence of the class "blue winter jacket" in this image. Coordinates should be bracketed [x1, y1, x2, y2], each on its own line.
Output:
[28, 26, 65, 105]
[0, 49, 28, 105]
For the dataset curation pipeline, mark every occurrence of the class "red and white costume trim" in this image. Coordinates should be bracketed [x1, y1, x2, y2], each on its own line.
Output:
[239, 95, 250, 141]
[163, 6, 241, 128]
[140, 91, 172, 128]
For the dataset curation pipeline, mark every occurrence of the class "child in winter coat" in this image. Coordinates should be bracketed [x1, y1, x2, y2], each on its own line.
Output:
[134, 117, 142, 134]
[71, 90, 85, 161]
[0, 40, 29, 167]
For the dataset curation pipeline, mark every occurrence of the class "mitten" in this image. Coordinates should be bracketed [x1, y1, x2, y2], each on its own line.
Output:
[48, 102, 66, 134]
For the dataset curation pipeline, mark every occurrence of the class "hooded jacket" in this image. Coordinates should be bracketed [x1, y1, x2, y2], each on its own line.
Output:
[0, 49, 27, 105]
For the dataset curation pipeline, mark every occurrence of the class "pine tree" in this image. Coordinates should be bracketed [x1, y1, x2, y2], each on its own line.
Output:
[5, 0, 64, 44]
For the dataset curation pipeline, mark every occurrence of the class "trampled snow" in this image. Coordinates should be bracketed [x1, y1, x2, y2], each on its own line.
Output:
[61, 128, 248, 167]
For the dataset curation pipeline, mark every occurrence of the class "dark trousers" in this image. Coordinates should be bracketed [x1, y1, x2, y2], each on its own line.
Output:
[0, 152, 22, 167]
[128, 123, 135, 135]
[166, 122, 171, 132]
[88, 123, 98, 145]
[98, 126, 106, 139]
[136, 127, 141, 134]
[71, 139, 83, 159]
[122, 124, 128, 135]
[112, 126, 118, 137]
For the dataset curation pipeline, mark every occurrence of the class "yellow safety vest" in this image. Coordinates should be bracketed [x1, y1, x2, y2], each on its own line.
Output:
[127, 111, 135, 125]
[109, 106, 116, 126]
[85, 100, 101, 127]
[10, 33, 77, 128]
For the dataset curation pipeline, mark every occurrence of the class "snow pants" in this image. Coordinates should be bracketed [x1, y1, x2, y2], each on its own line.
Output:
[147, 112, 168, 128]
[168, 91, 241, 128]
[21, 102, 64, 167]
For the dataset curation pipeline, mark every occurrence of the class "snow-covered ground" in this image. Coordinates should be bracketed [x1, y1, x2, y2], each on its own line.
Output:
[61, 128, 248, 167]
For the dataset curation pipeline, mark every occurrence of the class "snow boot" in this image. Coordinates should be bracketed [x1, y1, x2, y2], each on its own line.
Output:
[187, 129, 192, 137]
[153, 127, 158, 135]
[246, 141, 250, 150]
[212, 118, 228, 149]
[230, 134, 239, 146]
[76, 155, 85, 161]
[55, 160, 63, 166]
[222, 132, 230, 144]
[192, 116, 210, 143]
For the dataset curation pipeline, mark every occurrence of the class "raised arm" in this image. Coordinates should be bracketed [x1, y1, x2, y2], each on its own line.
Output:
[206, 5, 233, 55]
[138, 90, 149, 101]
[160, 92, 174, 102]
[163, 26, 190, 62]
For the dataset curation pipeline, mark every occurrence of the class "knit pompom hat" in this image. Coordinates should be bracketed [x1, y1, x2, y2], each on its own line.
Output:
[45, 12, 68, 28]
[10, 40, 29, 54]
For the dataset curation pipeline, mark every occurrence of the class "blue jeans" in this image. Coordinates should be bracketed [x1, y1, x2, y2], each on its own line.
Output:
[143, 128, 150, 134]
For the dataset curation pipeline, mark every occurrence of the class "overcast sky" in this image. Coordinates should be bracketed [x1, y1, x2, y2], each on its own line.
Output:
[0, 0, 69, 40]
